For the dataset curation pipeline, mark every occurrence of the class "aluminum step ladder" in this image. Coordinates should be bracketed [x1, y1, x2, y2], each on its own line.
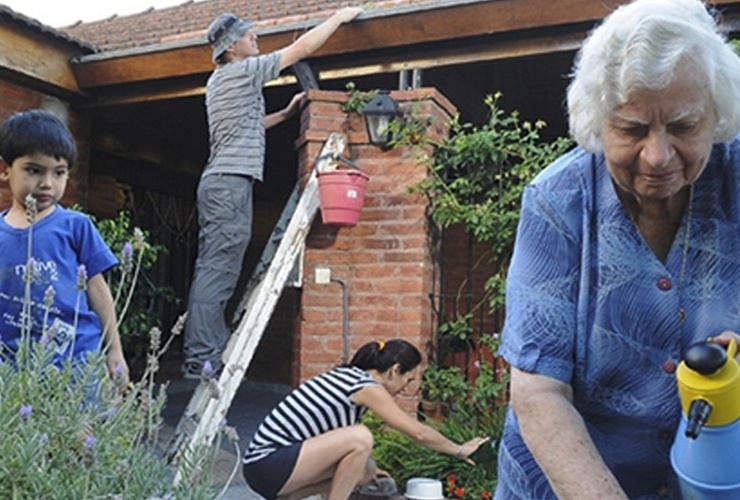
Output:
[167, 133, 347, 482]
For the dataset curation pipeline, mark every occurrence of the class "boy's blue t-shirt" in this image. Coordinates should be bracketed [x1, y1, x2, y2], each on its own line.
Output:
[0, 206, 118, 364]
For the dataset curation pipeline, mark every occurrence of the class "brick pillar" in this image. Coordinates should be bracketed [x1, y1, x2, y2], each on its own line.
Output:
[295, 88, 456, 413]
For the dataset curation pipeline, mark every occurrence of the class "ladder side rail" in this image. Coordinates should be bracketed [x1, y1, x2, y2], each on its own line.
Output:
[172, 133, 346, 481]
[166, 274, 270, 461]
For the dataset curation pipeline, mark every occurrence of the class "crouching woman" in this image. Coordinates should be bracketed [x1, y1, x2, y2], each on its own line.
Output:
[243, 339, 488, 500]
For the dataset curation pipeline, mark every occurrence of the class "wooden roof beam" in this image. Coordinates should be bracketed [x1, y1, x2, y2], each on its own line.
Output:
[71, 0, 625, 89]
[81, 28, 585, 108]
[0, 17, 85, 95]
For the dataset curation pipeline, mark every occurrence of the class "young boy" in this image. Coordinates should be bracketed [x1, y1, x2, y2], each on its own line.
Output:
[0, 109, 129, 387]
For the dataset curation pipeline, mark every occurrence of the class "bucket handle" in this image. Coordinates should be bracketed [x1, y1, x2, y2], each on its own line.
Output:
[315, 153, 366, 175]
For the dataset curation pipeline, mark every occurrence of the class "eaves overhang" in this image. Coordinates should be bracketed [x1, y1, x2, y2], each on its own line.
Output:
[69, 0, 618, 91]
[0, 5, 96, 97]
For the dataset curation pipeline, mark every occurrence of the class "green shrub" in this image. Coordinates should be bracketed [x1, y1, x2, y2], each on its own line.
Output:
[88, 209, 178, 375]
[421, 363, 468, 404]
[416, 92, 572, 314]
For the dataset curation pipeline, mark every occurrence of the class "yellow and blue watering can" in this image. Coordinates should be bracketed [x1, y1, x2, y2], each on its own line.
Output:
[670, 339, 740, 499]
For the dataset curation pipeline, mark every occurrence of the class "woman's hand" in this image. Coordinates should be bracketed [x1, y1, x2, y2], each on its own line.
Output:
[457, 436, 490, 465]
[710, 330, 740, 362]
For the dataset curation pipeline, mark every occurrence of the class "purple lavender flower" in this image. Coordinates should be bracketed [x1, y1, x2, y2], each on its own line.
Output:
[19, 405, 32, 420]
[84, 435, 97, 449]
[113, 363, 126, 385]
[149, 326, 162, 353]
[76, 264, 88, 291]
[121, 242, 134, 273]
[202, 360, 214, 376]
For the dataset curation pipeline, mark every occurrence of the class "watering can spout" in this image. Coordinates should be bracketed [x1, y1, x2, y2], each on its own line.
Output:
[685, 399, 712, 439]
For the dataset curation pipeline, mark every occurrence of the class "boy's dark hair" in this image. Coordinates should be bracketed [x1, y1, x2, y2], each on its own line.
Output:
[0, 109, 77, 168]
[348, 339, 422, 374]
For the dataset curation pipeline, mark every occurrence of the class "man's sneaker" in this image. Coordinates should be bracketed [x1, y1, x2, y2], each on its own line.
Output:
[181, 360, 204, 380]
[181, 360, 223, 380]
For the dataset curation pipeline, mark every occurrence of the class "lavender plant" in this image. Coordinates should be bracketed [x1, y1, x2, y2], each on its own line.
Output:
[0, 201, 217, 499]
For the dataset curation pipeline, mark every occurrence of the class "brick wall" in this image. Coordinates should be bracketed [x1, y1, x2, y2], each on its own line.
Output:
[295, 89, 456, 413]
[0, 80, 91, 213]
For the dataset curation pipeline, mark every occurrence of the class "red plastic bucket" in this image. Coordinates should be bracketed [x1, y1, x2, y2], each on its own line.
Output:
[317, 170, 370, 226]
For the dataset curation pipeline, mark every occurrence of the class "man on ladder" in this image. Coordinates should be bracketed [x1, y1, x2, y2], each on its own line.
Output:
[182, 6, 363, 379]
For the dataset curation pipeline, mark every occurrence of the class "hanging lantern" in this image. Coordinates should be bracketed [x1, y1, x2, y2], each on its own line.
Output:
[361, 91, 403, 148]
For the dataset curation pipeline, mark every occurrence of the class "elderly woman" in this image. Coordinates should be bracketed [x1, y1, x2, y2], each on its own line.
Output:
[495, 0, 740, 499]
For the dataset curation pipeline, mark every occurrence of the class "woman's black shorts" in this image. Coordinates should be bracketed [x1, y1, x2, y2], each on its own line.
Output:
[243, 443, 302, 499]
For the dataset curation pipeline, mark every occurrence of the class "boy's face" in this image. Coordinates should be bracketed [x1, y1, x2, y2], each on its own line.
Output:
[0, 152, 69, 217]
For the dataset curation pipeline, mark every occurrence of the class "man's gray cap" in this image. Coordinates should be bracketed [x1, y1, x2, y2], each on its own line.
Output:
[206, 13, 255, 63]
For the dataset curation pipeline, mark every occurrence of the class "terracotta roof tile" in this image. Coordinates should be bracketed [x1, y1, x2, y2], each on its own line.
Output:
[0, 4, 96, 52]
[61, 0, 445, 53]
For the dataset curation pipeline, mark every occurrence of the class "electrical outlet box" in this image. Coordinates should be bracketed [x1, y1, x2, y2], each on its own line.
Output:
[315, 267, 331, 285]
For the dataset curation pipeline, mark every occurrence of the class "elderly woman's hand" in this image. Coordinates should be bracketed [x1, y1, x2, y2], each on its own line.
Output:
[710, 331, 740, 363]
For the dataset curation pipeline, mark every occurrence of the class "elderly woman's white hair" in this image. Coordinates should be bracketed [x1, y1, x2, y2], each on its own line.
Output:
[567, 0, 740, 152]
